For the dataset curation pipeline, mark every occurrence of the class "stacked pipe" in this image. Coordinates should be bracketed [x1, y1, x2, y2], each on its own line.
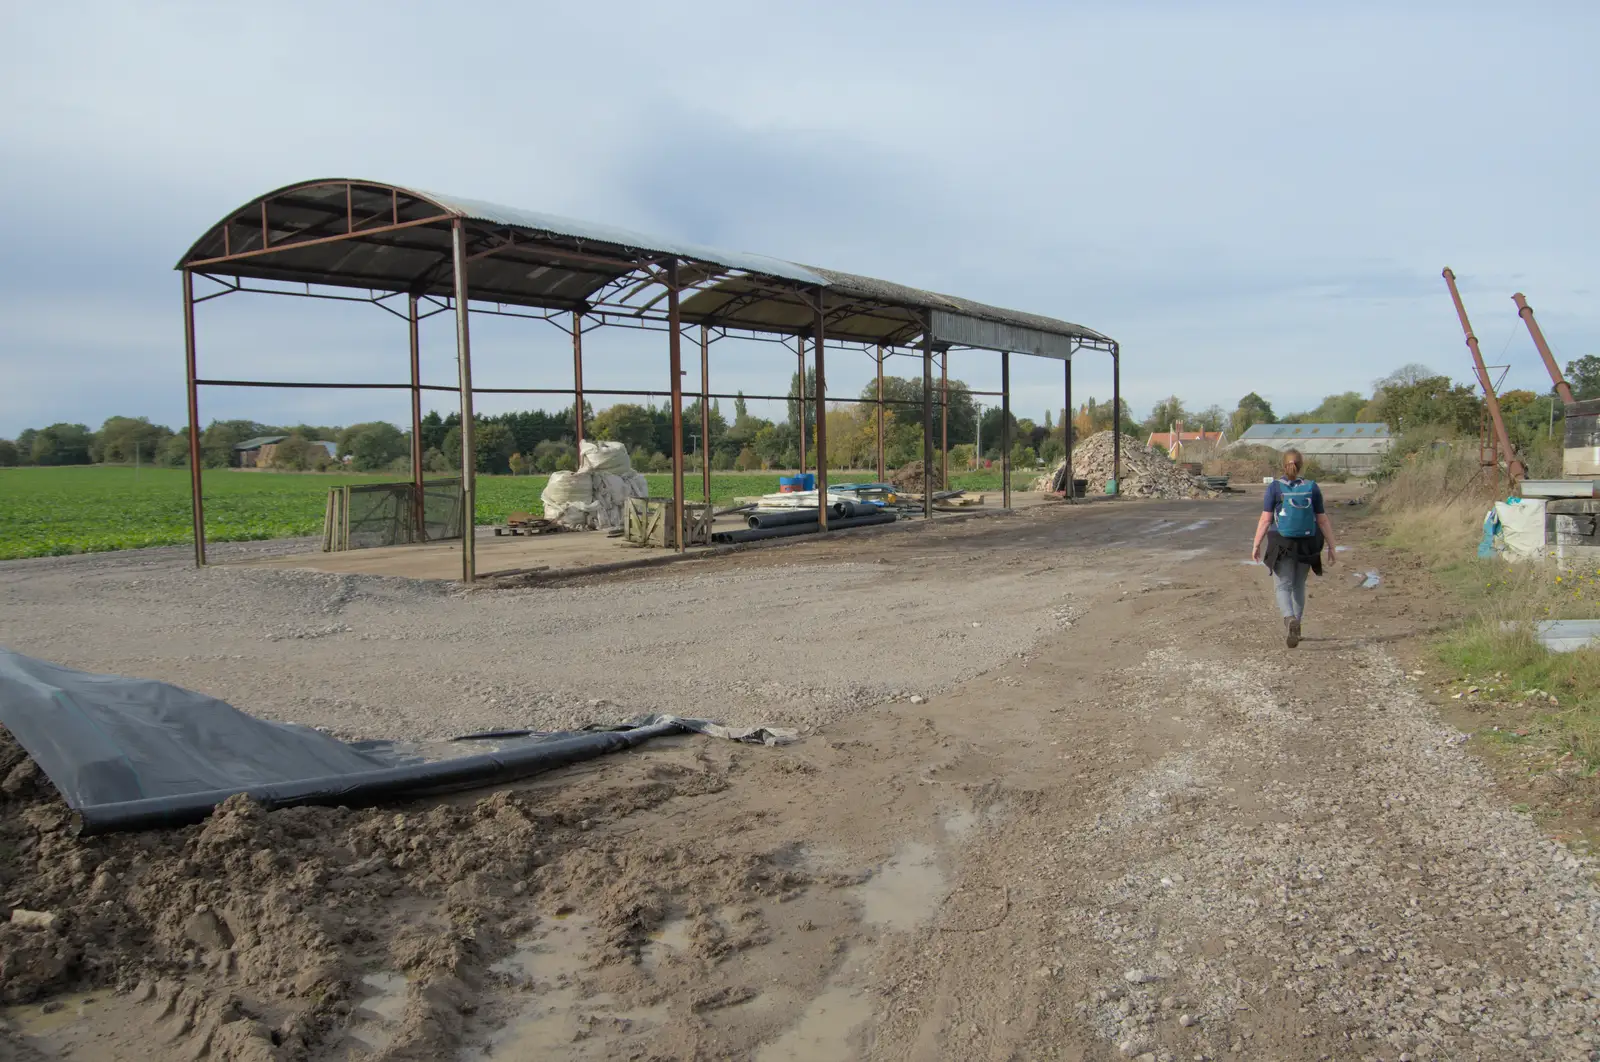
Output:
[714, 501, 895, 544]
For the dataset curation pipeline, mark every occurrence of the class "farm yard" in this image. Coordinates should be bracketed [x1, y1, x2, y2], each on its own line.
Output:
[0, 465, 1032, 560]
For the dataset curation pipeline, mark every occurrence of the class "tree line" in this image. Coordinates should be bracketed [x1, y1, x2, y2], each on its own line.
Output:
[5, 356, 1593, 474]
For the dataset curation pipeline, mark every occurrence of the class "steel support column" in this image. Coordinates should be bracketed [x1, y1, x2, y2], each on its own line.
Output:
[922, 327, 934, 519]
[1443, 269, 1524, 482]
[1111, 343, 1122, 494]
[940, 350, 949, 488]
[1512, 293, 1577, 406]
[451, 220, 476, 582]
[182, 270, 206, 567]
[815, 294, 828, 532]
[1001, 351, 1012, 510]
[667, 261, 686, 553]
[797, 338, 808, 475]
[408, 293, 424, 537]
[700, 326, 712, 502]
[1064, 356, 1073, 503]
[875, 344, 887, 482]
[572, 311, 585, 448]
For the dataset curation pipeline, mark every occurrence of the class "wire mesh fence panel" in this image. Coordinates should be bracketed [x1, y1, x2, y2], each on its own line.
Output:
[323, 479, 463, 551]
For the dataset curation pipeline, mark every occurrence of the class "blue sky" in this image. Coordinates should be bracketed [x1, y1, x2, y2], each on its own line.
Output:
[2, 0, 1597, 438]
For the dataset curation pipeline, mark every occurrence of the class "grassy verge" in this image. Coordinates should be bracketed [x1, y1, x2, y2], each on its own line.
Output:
[1367, 435, 1600, 839]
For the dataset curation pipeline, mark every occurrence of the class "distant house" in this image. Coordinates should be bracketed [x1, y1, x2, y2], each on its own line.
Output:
[1236, 422, 1393, 476]
[1146, 421, 1227, 461]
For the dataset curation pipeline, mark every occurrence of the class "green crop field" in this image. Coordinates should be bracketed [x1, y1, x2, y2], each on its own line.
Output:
[0, 465, 1040, 560]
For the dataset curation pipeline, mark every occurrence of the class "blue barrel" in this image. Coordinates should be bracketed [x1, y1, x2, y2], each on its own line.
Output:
[798, 473, 816, 491]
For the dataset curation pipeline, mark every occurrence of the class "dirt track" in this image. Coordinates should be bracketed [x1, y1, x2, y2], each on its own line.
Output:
[2, 494, 1598, 1061]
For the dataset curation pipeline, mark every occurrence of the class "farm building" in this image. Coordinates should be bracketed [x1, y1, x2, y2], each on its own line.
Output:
[235, 436, 339, 468]
[1236, 422, 1393, 475]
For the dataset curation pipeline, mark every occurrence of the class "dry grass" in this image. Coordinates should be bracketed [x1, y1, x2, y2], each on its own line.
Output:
[1371, 434, 1600, 778]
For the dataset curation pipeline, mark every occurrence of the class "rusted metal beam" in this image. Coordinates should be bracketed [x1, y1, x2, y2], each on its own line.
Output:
[797, 336, 808, 476]
[409, 293, 424, 537]
[701, 325, 712, 503]
[186, 214, 455, 268]
[923, 325, 934, 520]
[876, 344, 887, 482]
[1512, 293, 1577, 406]
[668, 260, 686, 554]
[1112, 343, 1122, 493]
[1001, 351, 1012, 510]
[573, 311, 586, 449]
[453, 220, 477, 582]
[940, 349, 949, 488]
[816, 294, 829, 532]
[1064, 357, 1073, 502]
[182, 270, 206, 568]
[1443, 268, 1525, 482]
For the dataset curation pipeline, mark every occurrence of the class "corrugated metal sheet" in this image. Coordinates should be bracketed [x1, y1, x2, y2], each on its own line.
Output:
[1238, 423, 1391, 440]
[178, 179, 1110, 352]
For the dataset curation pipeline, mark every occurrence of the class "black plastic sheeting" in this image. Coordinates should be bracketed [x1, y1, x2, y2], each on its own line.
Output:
[745, 501, 879, 529]
[713, 511, 896, 545]
[0, 649, 708, 834]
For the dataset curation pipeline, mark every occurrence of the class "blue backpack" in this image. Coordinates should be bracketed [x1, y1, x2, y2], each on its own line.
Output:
[1274, 479, 1318, 538]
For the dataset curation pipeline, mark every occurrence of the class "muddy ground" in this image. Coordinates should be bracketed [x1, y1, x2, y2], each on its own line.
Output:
[1, 492, 1597, 1061]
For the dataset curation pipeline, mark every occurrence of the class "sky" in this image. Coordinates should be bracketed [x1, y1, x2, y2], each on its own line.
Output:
[2, 0, 1597, 439]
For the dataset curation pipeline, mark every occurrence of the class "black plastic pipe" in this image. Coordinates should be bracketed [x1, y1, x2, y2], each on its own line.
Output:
[714, 511, 896, 545]
[72, 720, 684, 835]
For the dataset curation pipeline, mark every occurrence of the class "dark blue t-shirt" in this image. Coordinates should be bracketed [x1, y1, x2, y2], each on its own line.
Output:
[1263, 477, 1325, 516]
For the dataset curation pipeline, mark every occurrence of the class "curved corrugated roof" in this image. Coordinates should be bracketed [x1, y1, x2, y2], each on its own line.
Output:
[177, 179, 1110, 356]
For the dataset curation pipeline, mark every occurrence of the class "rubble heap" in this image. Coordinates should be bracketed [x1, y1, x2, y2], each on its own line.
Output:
[1032, 431, 1218, 499]
[890, 460, 944, 494]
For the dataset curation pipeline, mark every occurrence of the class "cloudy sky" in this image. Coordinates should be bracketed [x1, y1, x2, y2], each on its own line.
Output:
[2, 0, 1596, 438]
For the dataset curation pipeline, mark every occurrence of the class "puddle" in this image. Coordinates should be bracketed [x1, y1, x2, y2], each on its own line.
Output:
[347, 972, 410, 1051]
[856, 843, 946, 929]
[754, 953, 873, 1062]
[1356, 570, 1380, 588]
[1176, 520, 1212, 532]
[1, 991, 101, 1038]
[640, 913, 693, 970]
[467, 914, 669, 1061]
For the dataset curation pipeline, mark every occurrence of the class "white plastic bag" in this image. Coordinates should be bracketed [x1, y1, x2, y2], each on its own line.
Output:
[542, 471, 597, 529]
[1493, 498, 1547, 562]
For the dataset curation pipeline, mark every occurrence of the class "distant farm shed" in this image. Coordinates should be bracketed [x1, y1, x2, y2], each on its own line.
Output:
[234, 436, 339, 468]
[1236, 422, 1393, 475]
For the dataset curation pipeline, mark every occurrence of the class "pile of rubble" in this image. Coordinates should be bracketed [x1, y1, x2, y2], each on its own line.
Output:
[1033, 431, 1219, 499]
[890, 460, 944, 494]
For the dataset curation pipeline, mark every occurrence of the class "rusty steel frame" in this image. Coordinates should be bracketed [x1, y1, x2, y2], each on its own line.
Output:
[815, 293, 829, 532]
[1001, 352, 1012, 510]
[1442, 268, 1524, 483]
[409, 293, 424, 536]
[182, 270, 205, 567]
[1511, 293, 1577, 407]
[666, 262, 687, 554]
[453, 220, 477, 582]
[876, 344, 887, 482]
[940, 350, 949, 488]
[701, 325, 712, 503]
[177, 189, 1121, 573]
[1063, 358, 1073, 502]
[1112, 342, 1122, 492]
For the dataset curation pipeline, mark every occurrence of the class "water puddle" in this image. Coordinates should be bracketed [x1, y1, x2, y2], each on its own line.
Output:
[639, 913, 693, 970]
[1, 991, 100, 1038]
[347, 971, 409, 1051]
[753, 980, 872, 1061]
[467, 914, 669, 1061]
[855, 842, 946, 929]
[1176, 520, 1212, 533]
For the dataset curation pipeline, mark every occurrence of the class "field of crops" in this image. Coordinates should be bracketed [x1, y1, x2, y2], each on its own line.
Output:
[0, 466, 1036, 560]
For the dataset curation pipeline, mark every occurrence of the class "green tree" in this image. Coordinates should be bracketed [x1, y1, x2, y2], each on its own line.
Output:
[340, 422, 409, 472]
[533, 439, 575, 473]
[30, 423, 94, 466]
[590, 403, 658, 453]
[1143, 395, 1190, 436]
[508, 452, 526, 476]
[734, 446, 760, 471]
[1371, 375, 1481, 434]
[92, 416, 173, 464]
[1298, 392, 1366, 423]
[1229, 393, 1276, 439]
[1566, 355, 1600, 400]
[0, 439, 18, 467]
[157, 430, 191, 467]
[979, 407, 1020, 459]
[15, 429, 38, 465]
[1193, 405, 1228, 433]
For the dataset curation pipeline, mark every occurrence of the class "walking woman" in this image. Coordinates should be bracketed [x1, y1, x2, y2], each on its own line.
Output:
[1251, 448, 1337, 647]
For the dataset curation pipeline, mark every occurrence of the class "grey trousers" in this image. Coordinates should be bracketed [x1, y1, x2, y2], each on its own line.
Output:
[1272, 554, 1310, 619]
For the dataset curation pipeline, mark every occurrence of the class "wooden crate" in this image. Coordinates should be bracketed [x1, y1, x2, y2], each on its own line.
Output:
[625, 498, 712, 547]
